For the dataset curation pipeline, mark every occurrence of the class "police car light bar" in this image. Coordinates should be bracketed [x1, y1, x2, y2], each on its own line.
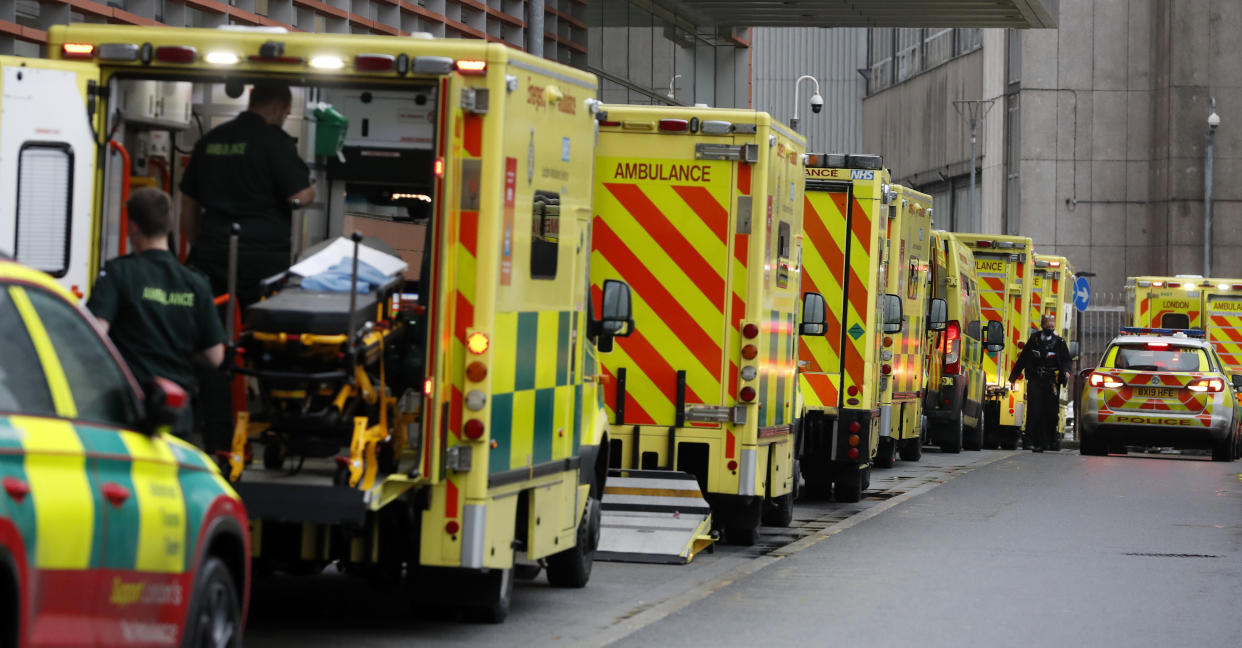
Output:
[1119, 327, 1206, 338]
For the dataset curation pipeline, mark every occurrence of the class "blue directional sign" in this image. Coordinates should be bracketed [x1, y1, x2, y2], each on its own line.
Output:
[1073, 276, 1091, 312]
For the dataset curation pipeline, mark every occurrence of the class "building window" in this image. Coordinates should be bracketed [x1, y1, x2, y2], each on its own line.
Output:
[868, 27, 984, 95]
[15, 143, 73, 277]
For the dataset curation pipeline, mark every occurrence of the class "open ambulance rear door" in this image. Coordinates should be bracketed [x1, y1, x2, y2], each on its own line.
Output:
[0, 56, 102, 297]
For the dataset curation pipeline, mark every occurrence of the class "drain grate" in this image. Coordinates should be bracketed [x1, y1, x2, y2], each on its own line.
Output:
[1123, 552, 1220, 558]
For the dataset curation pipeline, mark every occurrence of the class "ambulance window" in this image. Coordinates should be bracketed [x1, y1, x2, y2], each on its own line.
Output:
[23, 289, 139, 427]
[1161, 313, 1190, 329]
[0, 287, 55, 416]
[778, 222, 791, 258]
[14, 144, 73, 277]
[531, 190, 560, 279]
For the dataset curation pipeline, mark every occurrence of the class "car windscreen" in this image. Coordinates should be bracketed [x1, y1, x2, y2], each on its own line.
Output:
[1103, 344, 1209, 372]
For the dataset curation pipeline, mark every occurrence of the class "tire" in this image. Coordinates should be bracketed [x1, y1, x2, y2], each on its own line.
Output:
[874, 437, 896, 469]
[938, 416, 963, 454]
[762, 491, 794, 527]
[181, 557, 242, 648]
[832, 468, 865, 503]
[963, 414, 983, 451]
[800, 471, 831, 501]
[899, 435, 923, 462]
[1212, 439, 1234, 462]
[1079, 434, 1107, 456]
[723, 526, 759, 546]
[467, 569, 513, 624]
[999, 427, 1019, 451]
[545, 497, 600, 588]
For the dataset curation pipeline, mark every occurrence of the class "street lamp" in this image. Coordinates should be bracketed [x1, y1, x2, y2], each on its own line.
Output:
[1205, 98, 1220, 277]
[667, 74, 682, 101]
[790, 75, 821, 131]
[953, 99, 995, 233]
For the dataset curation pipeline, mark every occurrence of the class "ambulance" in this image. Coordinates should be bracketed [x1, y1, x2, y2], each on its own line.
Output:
[1033, 253, 1076, 449]
[796, 154, 917, 502]
[591, 105, 807, 546]
[923, 230, 986, 452]
[955, 234, 1031, 450]
[4, 23, 626, 622]
[874, 184, 937, 467]
[1126, 275, 1242, 376]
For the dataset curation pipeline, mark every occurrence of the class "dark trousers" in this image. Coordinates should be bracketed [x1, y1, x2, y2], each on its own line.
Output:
[1025, 377, 1061, 449]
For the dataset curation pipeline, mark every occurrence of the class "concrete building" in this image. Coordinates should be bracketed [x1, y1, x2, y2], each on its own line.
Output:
[860, 0, 1242, 293]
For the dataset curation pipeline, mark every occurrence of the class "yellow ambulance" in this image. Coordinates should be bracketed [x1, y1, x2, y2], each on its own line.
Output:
[797, 154, 925, 502]
[956, 234, 1032, 450]
[923, 230, 986, 452]
[591, 105, 806, 545]
[1126, 275, 1242, 377]
[8, 23, 627, 622]
[874, 184, 937, 467]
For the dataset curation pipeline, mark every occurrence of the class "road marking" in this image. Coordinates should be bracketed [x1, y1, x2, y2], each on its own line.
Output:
[590, 451, 1020, 647]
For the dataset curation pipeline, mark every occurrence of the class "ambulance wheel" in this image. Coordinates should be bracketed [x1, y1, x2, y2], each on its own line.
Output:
[899, 436, 923, 462]
[464, 569, 513, 623]
[964, 419, 983, 451]
[546, 496, 600, 588]
[938, 417, 964, 454]
[1211, 439, 1234, 462]
[999, 427, 1020, 451]
[722, 526, 759, 546]
[800, 472, 831, 501]
[762, 491, 794, 528]
[832, 468, 864, 503]
[874, 437, 896, 469]
[262, 441, 284, 470]
[182, 557, 242, 648]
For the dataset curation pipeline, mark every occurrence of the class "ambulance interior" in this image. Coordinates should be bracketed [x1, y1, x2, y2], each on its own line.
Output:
[99, 75, 440, 465]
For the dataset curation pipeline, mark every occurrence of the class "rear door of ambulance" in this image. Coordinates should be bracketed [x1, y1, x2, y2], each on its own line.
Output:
[973, 252, 1014, 389]
[1204, 286, 1242, 375]
[799, 176, 854, 416]
[0, 56, 101, 297]
[592, 127, 737, 430]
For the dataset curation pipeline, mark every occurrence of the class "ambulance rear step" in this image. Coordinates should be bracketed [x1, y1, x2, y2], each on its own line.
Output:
[596, 469, 716, 565]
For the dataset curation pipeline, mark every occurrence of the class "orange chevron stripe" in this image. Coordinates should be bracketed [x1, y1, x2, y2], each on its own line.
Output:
[673, 185, 730, 245]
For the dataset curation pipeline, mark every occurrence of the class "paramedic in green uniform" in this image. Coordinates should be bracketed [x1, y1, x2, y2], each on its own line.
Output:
[179, 80, 314, 452]
[87, 187, 226, 439]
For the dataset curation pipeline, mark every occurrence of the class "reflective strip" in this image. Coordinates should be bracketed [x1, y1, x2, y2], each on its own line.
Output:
[8, 286, 76, 417]
[120, 431, 187, 573]
[878, 405, 892, 439]
[15, 417, 94, 569]
[737, 447, 756, 496]
[460, 504, 486, 568]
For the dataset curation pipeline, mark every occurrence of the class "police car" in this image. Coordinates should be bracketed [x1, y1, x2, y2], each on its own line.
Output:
[1079, 327, 1242, 460]
[0, 257, 249, 647]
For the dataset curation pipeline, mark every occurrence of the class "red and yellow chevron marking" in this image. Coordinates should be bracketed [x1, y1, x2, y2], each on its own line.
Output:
[1207, 300, 1242, 373]
[837, 191, 877, 408]
[798, 191, 846, 409]
[1030, 273, 1044, 331]
[1092, 371, 1209, 413]
[977, 272, 1007, 383]
[592, 156, 736, 426]
[1137, 296, 1150, 326]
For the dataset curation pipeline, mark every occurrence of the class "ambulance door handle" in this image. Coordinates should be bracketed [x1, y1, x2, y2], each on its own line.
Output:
[2, 477, 29, 503]
[102, 482, 131, 508]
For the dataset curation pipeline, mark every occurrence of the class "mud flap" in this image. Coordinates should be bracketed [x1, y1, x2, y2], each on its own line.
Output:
[595, 469, 715, 565]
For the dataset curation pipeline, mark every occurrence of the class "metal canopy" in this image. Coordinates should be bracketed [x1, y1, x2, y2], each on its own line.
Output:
[601, 0, 1058, 29]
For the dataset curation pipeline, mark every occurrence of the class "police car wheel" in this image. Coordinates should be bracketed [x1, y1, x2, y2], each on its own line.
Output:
[182, 557, 241, 648]
[546, 496, 600, 588]
[1211, 439, 1233, 462]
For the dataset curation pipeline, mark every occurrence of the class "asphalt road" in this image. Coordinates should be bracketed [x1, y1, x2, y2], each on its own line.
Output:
[243, 448, 1242, 647]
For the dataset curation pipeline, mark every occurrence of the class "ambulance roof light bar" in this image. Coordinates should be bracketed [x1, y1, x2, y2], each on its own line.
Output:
[1119, 327, 1206, 339]
[805, 153, 884, 170]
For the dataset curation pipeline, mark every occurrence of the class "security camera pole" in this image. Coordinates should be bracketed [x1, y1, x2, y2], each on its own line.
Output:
[954, 99, 995, 233]
[1205, 97, 1220, 277]
[790, 74, 822, 131]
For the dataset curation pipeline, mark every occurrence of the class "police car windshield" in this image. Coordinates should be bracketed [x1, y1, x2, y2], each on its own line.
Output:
[1106, 344, 1208, 372]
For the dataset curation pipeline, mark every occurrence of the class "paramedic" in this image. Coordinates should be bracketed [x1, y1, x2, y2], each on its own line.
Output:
[87, 188, 226, 439]
[1008, 314, 1071, 452]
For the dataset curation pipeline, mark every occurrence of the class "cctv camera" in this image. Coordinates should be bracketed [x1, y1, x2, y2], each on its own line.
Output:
[1208, 111, 1221, 129]
[810, 92, 824, 114]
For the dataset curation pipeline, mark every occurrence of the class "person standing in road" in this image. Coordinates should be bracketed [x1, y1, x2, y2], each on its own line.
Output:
[1008, 314, 1072, 452]
[87, 187, 226, 440]
[179, 80, 314, 452]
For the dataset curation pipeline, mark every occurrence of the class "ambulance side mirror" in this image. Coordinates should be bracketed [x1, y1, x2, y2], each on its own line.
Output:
[883, 294, 903, 334]
[800, 292, 827, 336]
[143, 377, 187, 436]
[927, 298, 947, 332]
[985, 320, 1005, 351]
[596, 279, 635, 353]
[1069, 340, 1080, 360]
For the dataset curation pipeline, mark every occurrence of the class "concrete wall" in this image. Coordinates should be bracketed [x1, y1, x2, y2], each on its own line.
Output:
[750, 27, 867, 152]
[861, 50, 984, 185]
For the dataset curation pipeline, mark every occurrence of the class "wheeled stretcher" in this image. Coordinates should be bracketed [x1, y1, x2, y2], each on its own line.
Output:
[224, 235, 422, 491]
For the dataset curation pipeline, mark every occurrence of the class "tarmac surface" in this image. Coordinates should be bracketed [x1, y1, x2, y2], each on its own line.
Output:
[244, 447, 1242, 647]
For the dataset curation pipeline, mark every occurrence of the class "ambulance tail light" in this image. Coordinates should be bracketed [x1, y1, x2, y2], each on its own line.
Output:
[155, 46, 198, 64]
[739, 386, 756, 402]
[62, 42, 95, 59]
[598, 120, 621, 127]
[1188, 378, 1224, 393]
[1234, 285, 1242, 291]
[464, 419, 485, 439]
[355, 54, 395, 72]
[1167, 282, 1181, 288]
[1089, 372, 1124, 389]
[742, 323, 760, 339]
[741, 344, 758, 360]
[943, 320, 961, 375]
[658, 119, 689, 132]
[976, 240, 994, 248]
[455, 59, 487, 75]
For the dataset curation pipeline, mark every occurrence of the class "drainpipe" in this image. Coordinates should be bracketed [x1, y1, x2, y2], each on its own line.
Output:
[528, 0, 544, 58]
